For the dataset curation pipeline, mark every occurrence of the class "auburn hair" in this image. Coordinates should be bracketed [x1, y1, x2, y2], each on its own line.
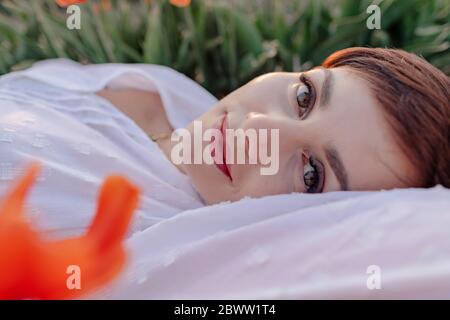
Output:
[322, 47, 450, 188]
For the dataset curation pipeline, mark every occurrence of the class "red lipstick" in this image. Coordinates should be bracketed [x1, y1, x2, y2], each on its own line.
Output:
[213, 114, 232, 181]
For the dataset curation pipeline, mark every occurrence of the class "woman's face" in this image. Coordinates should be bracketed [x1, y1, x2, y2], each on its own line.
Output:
[178, 67, 419, 204]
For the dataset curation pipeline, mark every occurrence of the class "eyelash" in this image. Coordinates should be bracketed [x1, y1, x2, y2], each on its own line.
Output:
[302, 153, 325, 193]
[296, 75, 324, 193]
[296, 74, 316, 119]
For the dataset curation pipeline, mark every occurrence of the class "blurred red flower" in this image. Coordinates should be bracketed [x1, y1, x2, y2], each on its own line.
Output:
[0, 163, 140, 299]
[170, 0, 191, 7]
[56, 0, 87, 7]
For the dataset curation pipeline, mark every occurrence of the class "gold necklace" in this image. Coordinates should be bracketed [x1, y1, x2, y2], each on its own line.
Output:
[149, 131, 172, 142]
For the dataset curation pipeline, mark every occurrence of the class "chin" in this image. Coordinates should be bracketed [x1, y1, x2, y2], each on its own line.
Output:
[194, 184, 236, 205]
[196, 186, 228, 204]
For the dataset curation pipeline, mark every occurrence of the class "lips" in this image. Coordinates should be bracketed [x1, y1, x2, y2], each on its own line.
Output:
[212, 114, 232, 181]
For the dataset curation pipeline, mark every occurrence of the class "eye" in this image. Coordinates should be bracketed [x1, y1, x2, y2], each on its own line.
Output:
[296, 74, 316, 119]
[303, 154, 325, 193]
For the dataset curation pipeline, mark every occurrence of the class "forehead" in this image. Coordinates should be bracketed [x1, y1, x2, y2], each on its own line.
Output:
[308, 67, 418, 190]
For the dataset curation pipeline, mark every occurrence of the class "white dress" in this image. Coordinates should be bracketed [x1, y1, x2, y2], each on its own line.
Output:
[0, 59, 218, 239]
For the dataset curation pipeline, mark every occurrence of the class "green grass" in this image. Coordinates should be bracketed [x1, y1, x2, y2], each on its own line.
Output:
[0, 0, 448, 97]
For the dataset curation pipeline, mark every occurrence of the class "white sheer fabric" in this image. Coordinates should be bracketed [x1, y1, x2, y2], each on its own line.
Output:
[98, 186, 450, 299]
[0, 59, 217, 238]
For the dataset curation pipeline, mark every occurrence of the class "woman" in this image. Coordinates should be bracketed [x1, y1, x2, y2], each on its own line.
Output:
[99, 47, 450, 203]
[0, 47, 448, 236]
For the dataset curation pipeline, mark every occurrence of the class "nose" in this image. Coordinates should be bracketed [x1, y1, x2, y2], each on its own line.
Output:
[245, 111, 263, 121]
[240, 111, 317, 163]
[242, 111, 313, 147]
[243, 111, 281, 130]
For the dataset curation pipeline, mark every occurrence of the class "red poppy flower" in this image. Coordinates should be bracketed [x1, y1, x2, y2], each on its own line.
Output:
[0, 163, 140, 299]
[170, 0, 191, 7]
[56, 0, 87, 7]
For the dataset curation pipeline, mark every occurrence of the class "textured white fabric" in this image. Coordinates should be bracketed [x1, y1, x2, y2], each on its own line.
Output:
[0, 59, 217, 238]
[96, 186, 450, 299]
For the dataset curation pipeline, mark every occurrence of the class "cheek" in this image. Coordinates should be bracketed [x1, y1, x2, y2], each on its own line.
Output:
[236, 169, 295, 199]
[225, 84, 276, 115]
[189, 164, 296, 204]
[240, 114, 272, 131]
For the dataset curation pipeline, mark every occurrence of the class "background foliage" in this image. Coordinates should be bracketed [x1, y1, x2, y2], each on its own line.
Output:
[0, 0, 449, 97]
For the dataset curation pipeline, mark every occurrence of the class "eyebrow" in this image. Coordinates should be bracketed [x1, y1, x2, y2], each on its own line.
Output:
[319, 68, 334, 107]
[311, 68, 347, 190]
[324, 146, 349, 191]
